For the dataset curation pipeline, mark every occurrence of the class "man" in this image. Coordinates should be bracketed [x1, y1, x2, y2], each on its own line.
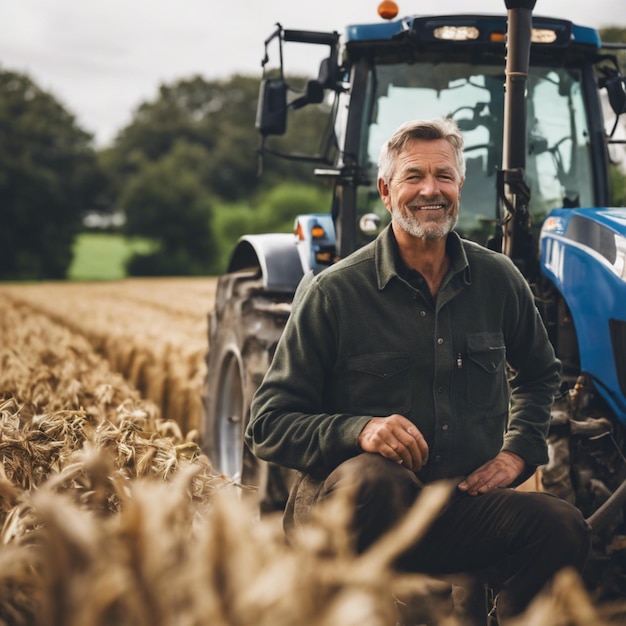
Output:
[245, 118, 591, 623]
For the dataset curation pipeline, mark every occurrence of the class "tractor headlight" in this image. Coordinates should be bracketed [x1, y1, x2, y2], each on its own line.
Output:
[531, 28, 558, 44]
[433, 25, 479, 41]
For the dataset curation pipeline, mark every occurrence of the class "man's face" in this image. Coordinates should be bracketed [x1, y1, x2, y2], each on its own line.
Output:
[378, 138, 464, 240]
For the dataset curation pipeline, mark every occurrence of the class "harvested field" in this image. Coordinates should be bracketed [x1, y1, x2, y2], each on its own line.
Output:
[0, 280, 623, 625]
[0, 278, 216, 435]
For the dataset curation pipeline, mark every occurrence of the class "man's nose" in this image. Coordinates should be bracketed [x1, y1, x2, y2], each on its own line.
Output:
[419, 174, 440, 195]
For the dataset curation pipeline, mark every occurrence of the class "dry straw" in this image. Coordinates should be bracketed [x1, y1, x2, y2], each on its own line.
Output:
[1, 280, 212, 433]
[1, 287, 624, 626]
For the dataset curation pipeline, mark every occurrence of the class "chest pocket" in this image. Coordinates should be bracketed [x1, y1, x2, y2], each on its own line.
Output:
[346, 352, 412, 416]
[465, 332, 508, 412]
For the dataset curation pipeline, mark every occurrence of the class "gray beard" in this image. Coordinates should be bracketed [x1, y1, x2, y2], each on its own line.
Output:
[392, 206, 458, 240]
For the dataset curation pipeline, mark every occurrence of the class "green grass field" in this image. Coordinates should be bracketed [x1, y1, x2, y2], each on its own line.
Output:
[68, 233, 156, 281]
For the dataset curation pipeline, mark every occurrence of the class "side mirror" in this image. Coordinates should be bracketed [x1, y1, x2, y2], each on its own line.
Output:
[291, 79, 325, 110]
[255, 78, 288, 136]
[290, 56, 338, 110]
[605, 74, 626, 117]
[597, 60, 626, 137]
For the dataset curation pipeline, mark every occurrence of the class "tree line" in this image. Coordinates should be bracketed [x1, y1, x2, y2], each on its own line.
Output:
[0, 71, 331, 280]
[1, 26, 626, 280]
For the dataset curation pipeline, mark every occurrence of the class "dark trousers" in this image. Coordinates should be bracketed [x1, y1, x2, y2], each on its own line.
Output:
[320, 453, 592, 623]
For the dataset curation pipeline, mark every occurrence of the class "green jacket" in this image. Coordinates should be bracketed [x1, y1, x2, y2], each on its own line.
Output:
[246, 226, 560, 483]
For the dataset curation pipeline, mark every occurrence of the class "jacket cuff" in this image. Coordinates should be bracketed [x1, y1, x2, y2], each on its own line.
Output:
[502, 435, 549, 470]
[333, 415, 373, 455]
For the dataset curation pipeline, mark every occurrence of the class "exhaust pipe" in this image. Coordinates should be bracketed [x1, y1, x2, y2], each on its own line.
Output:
[500, 0, 536, 272]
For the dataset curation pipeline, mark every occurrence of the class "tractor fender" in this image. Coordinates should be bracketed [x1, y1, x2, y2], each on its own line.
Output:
[227, 233, 304, 292]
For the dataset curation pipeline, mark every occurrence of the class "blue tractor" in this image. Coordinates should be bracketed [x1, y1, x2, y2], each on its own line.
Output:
[203, 0, 626, 599]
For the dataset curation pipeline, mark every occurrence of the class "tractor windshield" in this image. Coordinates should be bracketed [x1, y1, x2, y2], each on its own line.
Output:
[355, 62, 594, 248]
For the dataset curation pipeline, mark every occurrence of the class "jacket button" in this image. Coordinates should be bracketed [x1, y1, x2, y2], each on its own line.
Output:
[437, 337, 444, 345]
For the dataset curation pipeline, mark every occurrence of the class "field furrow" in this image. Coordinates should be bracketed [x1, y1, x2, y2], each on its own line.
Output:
[0, 278, 217, 434]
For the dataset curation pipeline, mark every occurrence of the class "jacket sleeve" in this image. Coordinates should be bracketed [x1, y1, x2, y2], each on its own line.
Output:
[501, 260, 561, 468]
[244, 272, 372, 478]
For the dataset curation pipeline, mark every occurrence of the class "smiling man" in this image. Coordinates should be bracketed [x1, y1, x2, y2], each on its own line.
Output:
[246, 118, 591, 624]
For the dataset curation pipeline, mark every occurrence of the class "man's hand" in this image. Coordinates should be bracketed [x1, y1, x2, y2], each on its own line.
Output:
[458, 451, 525, 496]
[358, 414, 429, 472]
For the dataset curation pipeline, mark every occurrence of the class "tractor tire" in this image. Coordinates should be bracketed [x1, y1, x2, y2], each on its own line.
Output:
[203, 267, 295, 512]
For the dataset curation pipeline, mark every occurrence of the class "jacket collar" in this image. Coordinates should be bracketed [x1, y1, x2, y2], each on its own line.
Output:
[375, 224, 470, 290]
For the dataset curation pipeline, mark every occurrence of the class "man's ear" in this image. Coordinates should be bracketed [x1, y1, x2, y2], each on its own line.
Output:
[378, 178, 392, 212]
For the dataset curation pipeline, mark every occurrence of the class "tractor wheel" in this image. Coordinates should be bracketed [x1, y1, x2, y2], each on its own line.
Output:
[203, 267, 294, 512]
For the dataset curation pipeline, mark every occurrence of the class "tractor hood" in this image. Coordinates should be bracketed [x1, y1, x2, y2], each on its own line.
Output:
[541, 207, 626, 280]
[540, 206, 626, 421]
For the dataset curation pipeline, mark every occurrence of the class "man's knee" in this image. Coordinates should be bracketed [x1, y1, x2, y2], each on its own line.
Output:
[501, 491, 588, 546]
[323, 453, 418, 508]
[322, 453, 421, 551]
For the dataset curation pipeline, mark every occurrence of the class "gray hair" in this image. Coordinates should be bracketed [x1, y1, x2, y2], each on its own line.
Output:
[378, 118, 466, 184]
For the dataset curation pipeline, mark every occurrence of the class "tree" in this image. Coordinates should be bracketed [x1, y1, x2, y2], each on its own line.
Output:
[110, 75, 261, 202]
[121, 140, 218, 276]
[599, 27, 626, 44]
[212, 182, 332, 269]
[610, 164, 626, 206]
[108, 74, 332, 205]
[599, 27, 626, 204]
[0, 68, 103, 280]
[102, 73, 334, 275]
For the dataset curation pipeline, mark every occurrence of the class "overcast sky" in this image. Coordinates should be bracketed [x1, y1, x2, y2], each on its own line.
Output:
[1, 0, 624, 147]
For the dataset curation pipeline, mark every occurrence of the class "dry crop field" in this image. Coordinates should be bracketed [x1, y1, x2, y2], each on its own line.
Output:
[0, 279, 621, 626]
[1, 278, 215, 435]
